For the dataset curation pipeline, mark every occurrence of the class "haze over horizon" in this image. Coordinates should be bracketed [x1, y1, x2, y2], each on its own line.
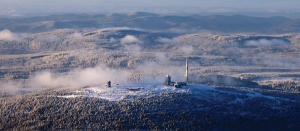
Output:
[1, 0, 300, 18]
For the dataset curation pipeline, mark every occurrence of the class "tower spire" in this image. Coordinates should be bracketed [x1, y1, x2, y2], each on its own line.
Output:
[185, 57, 188, 84]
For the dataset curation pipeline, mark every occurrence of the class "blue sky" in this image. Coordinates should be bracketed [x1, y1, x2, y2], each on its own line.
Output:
[0, 0, 299, 17]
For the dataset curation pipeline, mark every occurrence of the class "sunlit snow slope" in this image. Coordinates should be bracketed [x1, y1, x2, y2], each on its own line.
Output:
[58, 83, 203, 101]
[57, 83, 287, 104]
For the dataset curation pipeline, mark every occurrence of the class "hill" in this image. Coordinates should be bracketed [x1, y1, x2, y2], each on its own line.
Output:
[0, 12, 299, 33]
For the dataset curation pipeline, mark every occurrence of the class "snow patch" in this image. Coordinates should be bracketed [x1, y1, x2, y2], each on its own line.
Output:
[56, 83, 291, 104]
[57, 95, 84, 98]
[58, 83, 215, 101]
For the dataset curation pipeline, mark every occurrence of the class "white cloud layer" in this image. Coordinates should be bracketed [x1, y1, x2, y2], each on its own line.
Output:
[179, 45, 194, 55]
[29, 66, 130, 88]
[245, 39, 289, 46]
[121, 35, 141, 45]
[0, 29, 21, 41]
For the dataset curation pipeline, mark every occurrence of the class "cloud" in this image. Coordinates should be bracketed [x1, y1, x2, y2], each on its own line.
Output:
[0, 65, 134, 95]
[29, 66, 130, 89]
[0, 81, 22, 94]
[121, 35, 141, 45]
[155, 52, 168, 62]
[250, 52, 299, 69]
[178, 45, 194, 55]
[0, 29, 24, 41]
[245, 39, 289, 47]
[120, 35, 143, 56]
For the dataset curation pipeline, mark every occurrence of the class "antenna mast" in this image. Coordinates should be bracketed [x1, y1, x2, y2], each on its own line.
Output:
[185, 57, 188, 84]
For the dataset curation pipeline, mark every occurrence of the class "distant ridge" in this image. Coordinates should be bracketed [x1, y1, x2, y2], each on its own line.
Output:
[0, 12, 298, 33]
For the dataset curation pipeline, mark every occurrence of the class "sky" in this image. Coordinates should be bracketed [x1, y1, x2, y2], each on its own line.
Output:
[0, 0, 299, 17]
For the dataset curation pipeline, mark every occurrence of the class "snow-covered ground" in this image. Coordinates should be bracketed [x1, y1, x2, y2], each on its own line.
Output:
[57, 83, 215, 101]
[57, 82, 291, 103]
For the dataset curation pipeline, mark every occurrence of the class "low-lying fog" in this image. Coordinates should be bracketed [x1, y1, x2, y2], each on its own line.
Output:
[0, 28, 300, 97]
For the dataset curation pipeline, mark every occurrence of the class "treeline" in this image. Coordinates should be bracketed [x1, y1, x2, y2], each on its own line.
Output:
[1, 90, 300, 130]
